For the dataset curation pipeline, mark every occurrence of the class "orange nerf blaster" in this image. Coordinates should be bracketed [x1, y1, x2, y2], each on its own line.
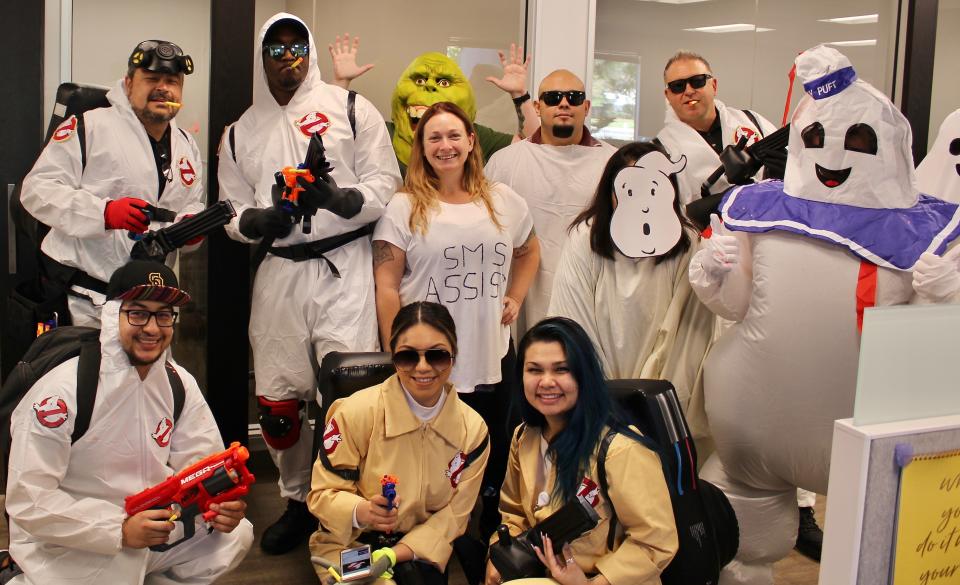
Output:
[273, 132, 333, 234]
[124, 441, 255, 551]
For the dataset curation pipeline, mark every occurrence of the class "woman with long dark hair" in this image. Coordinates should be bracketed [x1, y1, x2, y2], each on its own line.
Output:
[548, 141, 714, 443]
[372, 101, 540, 542]
[308, 301, 489, 585]
[485, 317, 678, 585]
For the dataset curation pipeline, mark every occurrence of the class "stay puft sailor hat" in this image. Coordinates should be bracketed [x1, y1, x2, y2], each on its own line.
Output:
[783, 44, 917, 208]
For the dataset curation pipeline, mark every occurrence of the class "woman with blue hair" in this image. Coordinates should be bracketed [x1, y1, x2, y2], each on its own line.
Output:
[484, 317, 678, 585]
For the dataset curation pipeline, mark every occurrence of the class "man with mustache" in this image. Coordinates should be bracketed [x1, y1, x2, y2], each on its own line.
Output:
[21, 40, 204, 326]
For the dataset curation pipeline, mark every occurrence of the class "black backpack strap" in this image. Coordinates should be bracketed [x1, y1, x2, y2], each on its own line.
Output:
[317, 438, 361, 482]
[597, 429, 619, 550]
[465, 434, 489, 467]
[228, 125, 237, 163]
[164, 361, 186, 422]
[742, 109, 765, 138]
[70, 337, 102, 444]
[77, 114, 88, 171]
[348, 90, 358, 139]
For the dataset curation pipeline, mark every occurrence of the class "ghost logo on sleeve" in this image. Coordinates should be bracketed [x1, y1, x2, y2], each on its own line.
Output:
[445, 451, 467, 487]
[33, 395, 69, 428]
[576, 477, 601, 507]
[52, 115, 78, 143]
[323, 418, 343, 455]
[151, 417, 174, 447]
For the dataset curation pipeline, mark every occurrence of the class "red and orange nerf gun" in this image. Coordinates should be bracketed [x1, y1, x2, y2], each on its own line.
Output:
[124, 441, 256, 551]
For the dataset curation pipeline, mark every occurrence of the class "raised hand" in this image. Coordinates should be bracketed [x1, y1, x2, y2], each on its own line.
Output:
[485, 43, 530, 99]
[329, 33, 374, 87]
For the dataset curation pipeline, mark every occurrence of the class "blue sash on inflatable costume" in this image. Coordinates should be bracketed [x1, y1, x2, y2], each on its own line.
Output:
[721, 180, 960, 270]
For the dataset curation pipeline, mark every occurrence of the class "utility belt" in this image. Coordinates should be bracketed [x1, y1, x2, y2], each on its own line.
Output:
[267, 223, 374, 278]
[358, 530, 406, 549]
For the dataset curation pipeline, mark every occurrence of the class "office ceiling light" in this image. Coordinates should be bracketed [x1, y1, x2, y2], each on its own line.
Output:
[684, 23, 773, 33]
[635, 0, 711, 4]
[819, 14, 879, 25]
[826, 39, 878, 47]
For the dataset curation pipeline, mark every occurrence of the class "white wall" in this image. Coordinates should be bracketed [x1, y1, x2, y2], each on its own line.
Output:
[593, 0, 899, 138]
[70, 0, 212, 165]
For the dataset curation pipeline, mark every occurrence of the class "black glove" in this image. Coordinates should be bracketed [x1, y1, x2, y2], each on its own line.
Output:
[760, 147, 787, 181]
[238, 208, 293, 240]
[296, 175, 364, 219]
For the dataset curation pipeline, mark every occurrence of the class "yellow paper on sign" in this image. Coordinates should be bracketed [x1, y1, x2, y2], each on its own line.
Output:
[893, 449, 960, 585]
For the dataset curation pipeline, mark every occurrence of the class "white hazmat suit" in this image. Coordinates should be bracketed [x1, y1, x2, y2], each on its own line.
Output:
[484, 129, 616, 334]
[217, 13, 401, 501]
[657, 100, 776, 205]
[5, 300, 253, 584]
[21, 84, 205, 326]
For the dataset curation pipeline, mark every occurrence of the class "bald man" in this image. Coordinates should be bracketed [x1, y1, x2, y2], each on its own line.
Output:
[486, 69, 617, 336]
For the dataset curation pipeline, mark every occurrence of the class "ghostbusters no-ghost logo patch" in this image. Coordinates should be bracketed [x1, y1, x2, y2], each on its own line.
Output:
[733, 125, 760, 147]
[577, 477, 600, 507]
[52, 115, 78, 143]
[152, 417, 174, 447]
[445, 451, 467, 487]
[323, 419, 342, 455]
[296, 111, 331, 137]
[33, 395, 69, 428]
[178, 156, 197, 187]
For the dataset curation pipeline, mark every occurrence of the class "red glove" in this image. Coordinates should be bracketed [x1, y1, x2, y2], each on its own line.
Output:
[180, 214, 204, 246]
[104, 197, 149, 233]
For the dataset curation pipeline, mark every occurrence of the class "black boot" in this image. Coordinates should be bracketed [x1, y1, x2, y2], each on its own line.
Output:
[260, 499, 319, 555]
[795, 506, 823, 562]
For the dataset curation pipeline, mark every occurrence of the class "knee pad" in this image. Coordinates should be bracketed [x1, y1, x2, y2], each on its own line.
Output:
[257, 397, 304, 450]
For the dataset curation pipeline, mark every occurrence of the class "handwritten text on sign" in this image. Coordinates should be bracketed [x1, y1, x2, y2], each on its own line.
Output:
[894, 450, 960, 585]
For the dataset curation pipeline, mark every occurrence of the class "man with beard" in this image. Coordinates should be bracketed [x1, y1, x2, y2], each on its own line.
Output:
[218, 14, 400, 555]
[4, 260, 253, 584]
[21, 40, 205, 326]
[485, 69, 617, 335]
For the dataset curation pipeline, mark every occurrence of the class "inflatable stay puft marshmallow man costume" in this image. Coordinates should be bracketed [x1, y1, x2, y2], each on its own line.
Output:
[688, 45, 960, 585]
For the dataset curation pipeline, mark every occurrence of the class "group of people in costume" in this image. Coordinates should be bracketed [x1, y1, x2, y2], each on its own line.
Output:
[7, 7, 960, 585]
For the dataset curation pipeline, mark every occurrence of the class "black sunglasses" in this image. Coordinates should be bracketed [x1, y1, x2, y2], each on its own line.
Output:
[262, 42, 310, 60]
[392, 349, 454, 372]
[666, 73, 713, 95]
[539, 90, 587, 107]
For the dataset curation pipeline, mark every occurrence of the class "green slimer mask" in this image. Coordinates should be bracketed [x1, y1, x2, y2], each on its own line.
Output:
[391, 52, 477, 166]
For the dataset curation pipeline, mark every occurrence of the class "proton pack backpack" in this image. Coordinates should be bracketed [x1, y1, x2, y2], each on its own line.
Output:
[508, 379, 738, 585]
[0, 326, 185, 493]
[601, 379, 738, 585]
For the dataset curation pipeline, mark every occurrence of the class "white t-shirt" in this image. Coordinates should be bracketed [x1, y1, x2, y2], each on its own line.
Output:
[374, 183, 534, 392]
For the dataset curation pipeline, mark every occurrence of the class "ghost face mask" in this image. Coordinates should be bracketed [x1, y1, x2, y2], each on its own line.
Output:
[391, 52, 477, 166]
[610, 151, 687, 258]
[783, 45, 917, 209]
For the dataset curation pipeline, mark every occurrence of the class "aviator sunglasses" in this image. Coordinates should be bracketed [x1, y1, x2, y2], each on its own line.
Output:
[539, 90, 587, 107]
[392, 349, 455, 372]
[262, 42, 310, 60]
[666, 73, 713, 95]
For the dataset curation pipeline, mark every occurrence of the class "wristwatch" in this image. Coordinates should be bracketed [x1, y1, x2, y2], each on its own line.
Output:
[512, 92, 531, 106]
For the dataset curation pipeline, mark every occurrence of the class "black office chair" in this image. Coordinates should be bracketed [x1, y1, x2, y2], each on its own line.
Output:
[312, 351, 393, 459]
